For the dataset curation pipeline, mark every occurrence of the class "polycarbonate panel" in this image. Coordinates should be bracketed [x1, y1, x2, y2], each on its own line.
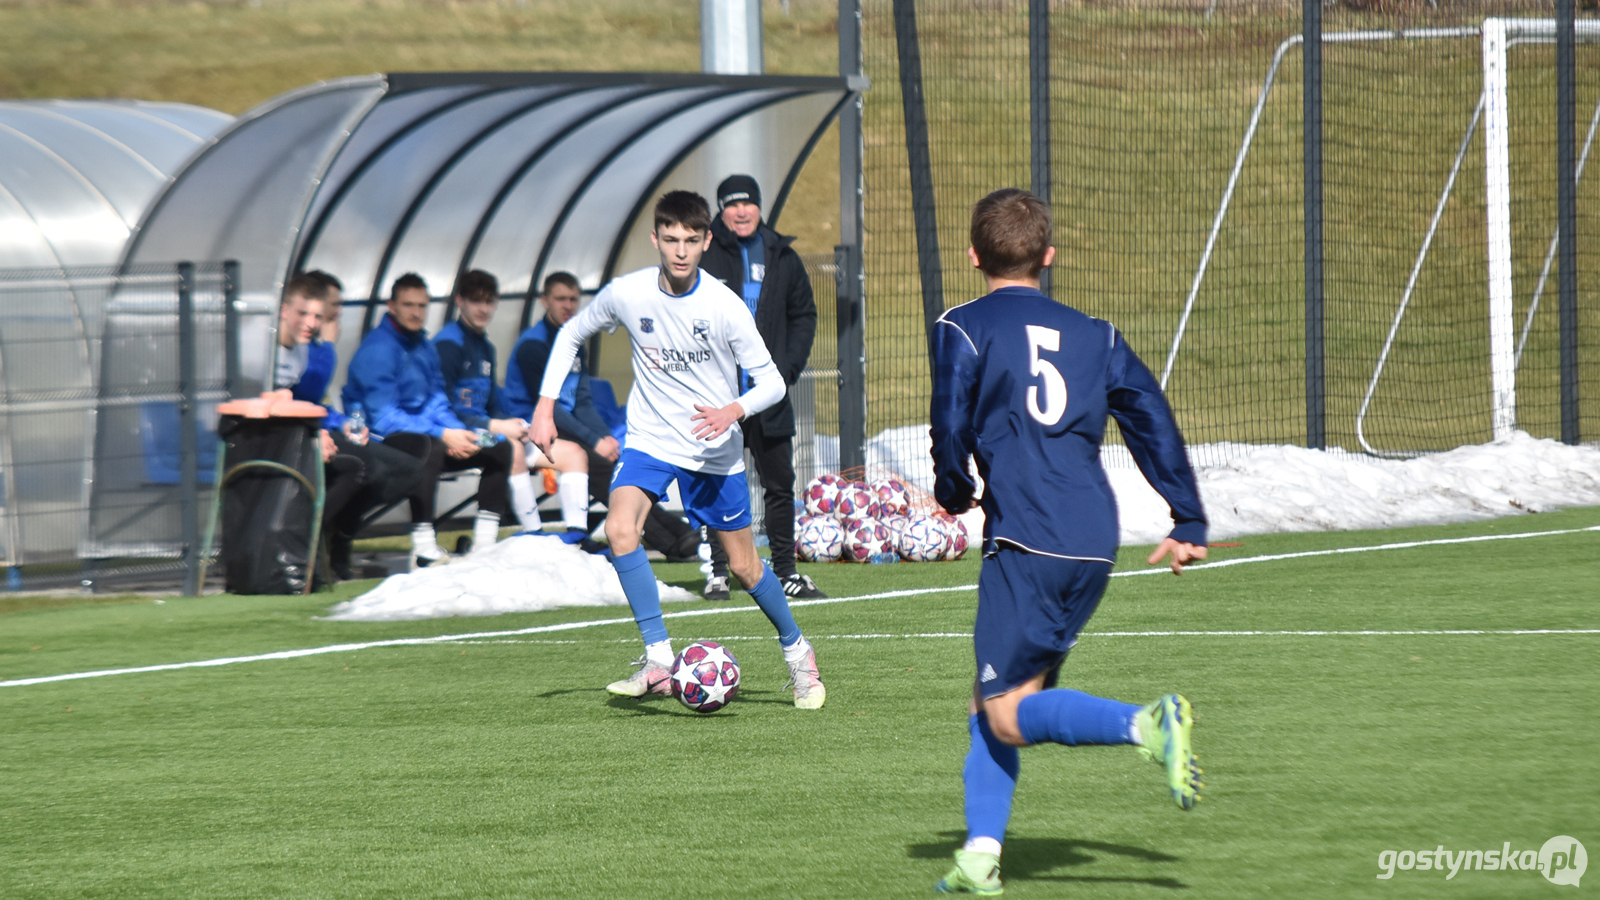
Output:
[302, 85, 484, 233]
[125, 79, 386, 300]
[0, 191, 64, 270]
[609, 91, 844, 277]
[0, 107, 163, 225]
[469, 87, 726, 303]
[26, 101, 229, 172]
[0, 129, 128, 267]
[305, 86, 563, 302]
[111, 101, 234, 143]
[375, 86, 647, 304]
[539, 89, 805, 291]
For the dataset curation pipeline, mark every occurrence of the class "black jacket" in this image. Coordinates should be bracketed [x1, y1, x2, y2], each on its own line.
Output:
[701, 217, 817, 438]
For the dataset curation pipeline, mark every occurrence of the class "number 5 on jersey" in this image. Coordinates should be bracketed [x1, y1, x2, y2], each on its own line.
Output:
[1025, 325, 1067, 425]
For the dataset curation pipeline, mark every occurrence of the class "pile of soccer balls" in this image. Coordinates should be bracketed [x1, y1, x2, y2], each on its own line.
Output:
[796, 474, 969, 563]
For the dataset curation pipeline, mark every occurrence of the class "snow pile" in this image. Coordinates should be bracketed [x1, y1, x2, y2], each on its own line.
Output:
[819, 428, 1600, 545]
[324, 533, 697, 622]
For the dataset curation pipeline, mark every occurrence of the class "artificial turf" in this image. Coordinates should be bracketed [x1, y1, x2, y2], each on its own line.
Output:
[2, 506, 1597, 898]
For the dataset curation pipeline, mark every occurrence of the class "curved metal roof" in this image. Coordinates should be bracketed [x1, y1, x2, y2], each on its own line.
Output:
[123, 71, 854, 360]
[0, 100, 232, 269]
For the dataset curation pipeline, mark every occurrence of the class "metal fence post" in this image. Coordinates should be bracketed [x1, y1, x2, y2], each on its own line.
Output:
[894, 0, 947, 381]
[1030, 0, 1052, 299]
[1557, 0, 1580, 444]
[177, 262, 201, 596]
[223, 260, 242, 399]
[1302, 0, 1326, 450]
[838, 0, 867, 471]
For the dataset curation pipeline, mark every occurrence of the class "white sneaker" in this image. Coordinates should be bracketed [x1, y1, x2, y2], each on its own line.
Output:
[784, 645, 826, 710]
[605, 656, 674, 698]
[703, 574, 730, 601]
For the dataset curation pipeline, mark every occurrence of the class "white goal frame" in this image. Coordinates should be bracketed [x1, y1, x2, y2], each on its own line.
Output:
[1165, 18, 1600, 455]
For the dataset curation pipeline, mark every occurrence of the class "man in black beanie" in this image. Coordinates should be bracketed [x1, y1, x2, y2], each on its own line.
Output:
[699, 174, 825, 600]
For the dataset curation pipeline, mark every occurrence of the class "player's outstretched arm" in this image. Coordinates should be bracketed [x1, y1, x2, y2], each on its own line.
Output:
[929, 315, 980, 514]
[1147, 538, 1207, 575]
[529, 397, 558, 456]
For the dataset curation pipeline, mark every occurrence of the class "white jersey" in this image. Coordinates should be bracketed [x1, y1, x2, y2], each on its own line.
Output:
[539, 266, 784, 475]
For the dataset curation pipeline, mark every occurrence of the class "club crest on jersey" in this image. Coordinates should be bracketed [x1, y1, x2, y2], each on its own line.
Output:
[639, 317, 654, 333]
[692, 319, 711, 342]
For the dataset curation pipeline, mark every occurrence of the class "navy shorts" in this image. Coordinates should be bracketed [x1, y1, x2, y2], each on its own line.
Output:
[610, 448, 752, 531]
[973, 548, 1113, 700]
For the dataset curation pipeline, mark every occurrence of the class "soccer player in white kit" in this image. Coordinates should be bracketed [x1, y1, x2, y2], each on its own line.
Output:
[529, 191, 826, 709]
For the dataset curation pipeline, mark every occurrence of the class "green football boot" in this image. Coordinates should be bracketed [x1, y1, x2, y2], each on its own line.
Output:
[934, 849, 1003, 895]
[1134, 693, 1203, 810]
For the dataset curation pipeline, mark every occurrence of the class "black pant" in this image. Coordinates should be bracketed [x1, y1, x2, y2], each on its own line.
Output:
[558, 428, 697, 557]
[709, 416, 797, 579]
[325, 431, 425, 537]
[383, 432, 512, 522]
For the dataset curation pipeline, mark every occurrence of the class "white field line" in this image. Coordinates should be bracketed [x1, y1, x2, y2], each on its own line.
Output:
[3, 524, 1596, 689]
[443, 629, 1600, 646]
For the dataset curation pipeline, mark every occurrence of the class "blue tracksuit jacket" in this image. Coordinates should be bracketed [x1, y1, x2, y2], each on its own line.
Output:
[433, 320, 506, 430]
[341, 314, 465, 439]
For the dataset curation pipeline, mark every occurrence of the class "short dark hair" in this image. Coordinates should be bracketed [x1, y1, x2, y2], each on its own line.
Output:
[542, 271, 580, 295]
[454, 269, 498, 303]
[970, 188, 1052, 279]
[653, 190, 712, 233]
[390, 272, 428, 300]
[303, 269, 343, 293]
[282, 273, 327, 307]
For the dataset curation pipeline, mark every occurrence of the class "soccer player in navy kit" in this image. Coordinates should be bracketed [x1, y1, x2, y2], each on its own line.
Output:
[930, 189, 1208, 894]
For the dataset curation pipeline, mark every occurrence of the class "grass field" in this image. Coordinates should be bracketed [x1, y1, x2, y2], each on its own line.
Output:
[3, 506, 1596, 898]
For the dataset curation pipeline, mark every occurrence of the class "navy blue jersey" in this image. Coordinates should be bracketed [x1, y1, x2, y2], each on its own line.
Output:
[504, 318, 611, 448]
[930, 286, 1206, 562]
[434, 320, 504, 429]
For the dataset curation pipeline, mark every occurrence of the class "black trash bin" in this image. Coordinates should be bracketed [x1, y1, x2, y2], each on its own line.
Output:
[214, 393, 327, 594]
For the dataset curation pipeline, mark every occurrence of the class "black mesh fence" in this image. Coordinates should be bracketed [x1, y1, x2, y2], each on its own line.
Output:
[859, 1, 1598, 465]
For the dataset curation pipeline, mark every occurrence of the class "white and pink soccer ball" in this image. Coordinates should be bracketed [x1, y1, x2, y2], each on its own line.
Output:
[670, 641, 740, 713]
[869, 478, 911, 517]
[897, 515, 950, 562]
[834, 483, 875, 520]
[795, 515, 845, 562]
[840, 517, 892, 562]
[933, 512, 970, 560]
[803, 474, 842, 517]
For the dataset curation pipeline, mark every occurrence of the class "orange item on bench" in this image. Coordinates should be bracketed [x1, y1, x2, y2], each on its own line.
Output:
[217, 390, 327, 419]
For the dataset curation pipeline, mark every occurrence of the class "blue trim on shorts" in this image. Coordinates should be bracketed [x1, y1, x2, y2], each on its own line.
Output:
[611, 448, 751, 531]
[973, 549, 1113, 700]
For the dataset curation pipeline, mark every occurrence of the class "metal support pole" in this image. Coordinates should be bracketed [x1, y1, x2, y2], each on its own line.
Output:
[1302, 0, 1326, 449]
[1557, 0, 1580, 443]
[894, 0, 947, 378]
[1029, 0, 1052, 299]
[223, 260, 242, 399]
[177, 262, 201, 596]
[837, 0, 867, 471]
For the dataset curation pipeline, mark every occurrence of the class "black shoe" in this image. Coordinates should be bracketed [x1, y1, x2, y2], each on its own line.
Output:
[782, 573, 827, 599]
[662, 530, 704, 563]
[704, 574, 731, 601]
[329, 534, 354, 581]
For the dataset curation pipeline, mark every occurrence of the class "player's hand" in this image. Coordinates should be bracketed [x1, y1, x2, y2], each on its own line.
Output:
[490, 418, 528, 442]
[441, 428, 478, 459]
[342, 420, 370, 446]
[1147, 538, 1207, 575]
[529, 399, 558, 455]
[594, 435, 621, 461]
[691, 403, 743, 441]
[319, 429, 338, 463]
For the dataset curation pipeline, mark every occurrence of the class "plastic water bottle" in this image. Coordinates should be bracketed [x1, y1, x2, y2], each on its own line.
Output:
[475, 428, 498, 448]
[869, 552, 900, 565]
[6, 566, 21, 591]
[345, 403, 368, 446]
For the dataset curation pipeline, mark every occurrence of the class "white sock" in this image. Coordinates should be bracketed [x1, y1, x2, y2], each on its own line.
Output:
[473, 510, 501, 552]
[557, 472, 590, 531]
[781, 636, 812, 665]
[963, 837, 1002, 858]
[411, 523, 441, 559]
[1129, 720, 1144, 745]
[645, 639, 674, 667]
[509, 472, 539, 530]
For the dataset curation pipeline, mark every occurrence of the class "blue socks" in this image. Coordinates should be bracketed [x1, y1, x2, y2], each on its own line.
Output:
[559, 528, 589, 545]
[964, 713, 1019, 843]
[610, 547, 666, 645]
[748, 567, 802, 647]
[1015, 689, 1139, 746]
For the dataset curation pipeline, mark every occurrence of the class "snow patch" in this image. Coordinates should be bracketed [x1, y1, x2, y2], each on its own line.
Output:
[324, 534, 696, 622]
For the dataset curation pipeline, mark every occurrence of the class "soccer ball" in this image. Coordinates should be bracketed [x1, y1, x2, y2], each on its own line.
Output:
[934, 513, 970, 561]
[670, 641, 740, 713]
[898, 515, 950, 562]
[834, 484, 875, 520]
[880, 513, 911, 546]
[796, 515, 845, 562]
[803, 474, 842, 517]
[869, 478, 911, 517]
[841, 517, 892, 562]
